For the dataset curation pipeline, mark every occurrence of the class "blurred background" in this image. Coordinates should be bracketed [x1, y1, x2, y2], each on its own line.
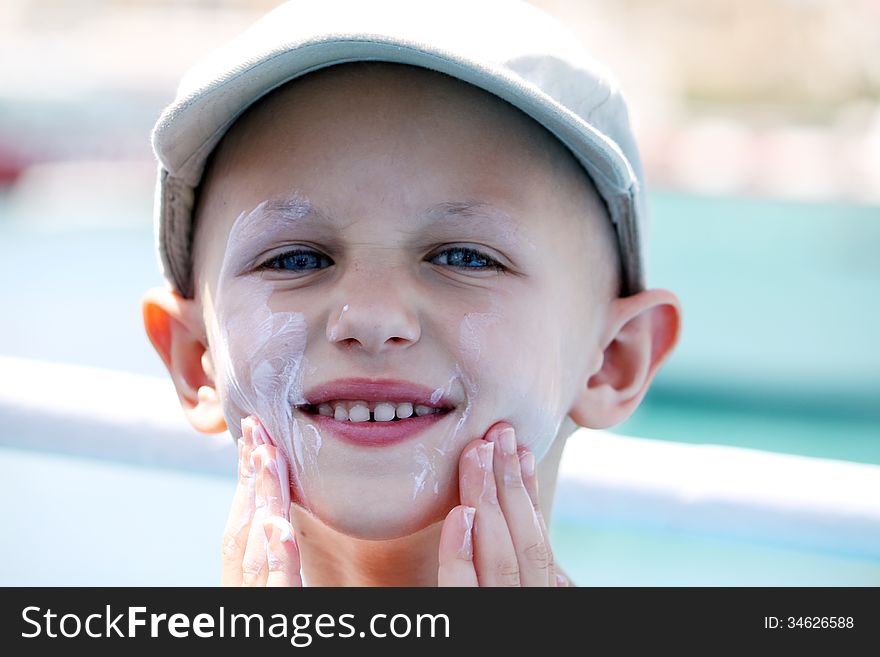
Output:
[0, 0, 878, 585]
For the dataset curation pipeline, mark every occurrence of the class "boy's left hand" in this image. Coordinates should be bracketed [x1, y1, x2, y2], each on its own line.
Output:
[438, 423, 571, 586]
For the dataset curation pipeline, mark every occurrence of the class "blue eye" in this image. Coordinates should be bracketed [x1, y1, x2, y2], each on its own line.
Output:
[258, 246, 502, 273]
[261, 249, 333, 272]
[430, 246, 503, 270]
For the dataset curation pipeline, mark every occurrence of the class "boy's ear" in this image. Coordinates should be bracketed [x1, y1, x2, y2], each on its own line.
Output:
[569, 289, 681, 430]
[141, 286, 227, 434]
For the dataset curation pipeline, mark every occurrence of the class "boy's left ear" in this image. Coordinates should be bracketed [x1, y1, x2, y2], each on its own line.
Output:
[569, 289, 681, 429]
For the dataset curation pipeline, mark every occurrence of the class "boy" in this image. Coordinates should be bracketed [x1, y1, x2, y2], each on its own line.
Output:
[142, 0, 680, 586]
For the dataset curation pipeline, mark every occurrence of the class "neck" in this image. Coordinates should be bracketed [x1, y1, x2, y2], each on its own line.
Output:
[289, 421, 571, 586]
[290, 506, 444, 586]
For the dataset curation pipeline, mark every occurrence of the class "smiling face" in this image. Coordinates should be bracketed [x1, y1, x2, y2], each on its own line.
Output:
[190, 62, 619, 539]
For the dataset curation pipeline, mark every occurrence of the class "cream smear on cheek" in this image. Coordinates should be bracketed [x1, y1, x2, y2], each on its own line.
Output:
[451, 219, 567, 461]
[456, 302, 568, 463]
[209, 201, 312, 513]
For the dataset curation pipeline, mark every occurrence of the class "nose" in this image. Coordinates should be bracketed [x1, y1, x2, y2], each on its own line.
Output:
[325, 274, 421, 354]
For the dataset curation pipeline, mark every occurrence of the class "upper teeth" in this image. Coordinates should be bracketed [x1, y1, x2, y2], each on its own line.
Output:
[313, 401, 440, 422]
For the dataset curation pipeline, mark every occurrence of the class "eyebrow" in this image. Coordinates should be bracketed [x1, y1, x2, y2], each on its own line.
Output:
[422, 200, 514, 225]
[246, 194, 515, 229]
[253, 194, 329, 224]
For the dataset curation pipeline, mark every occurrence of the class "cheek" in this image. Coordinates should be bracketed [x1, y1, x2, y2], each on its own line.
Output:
[211, 286, 309, 426]
[208, 275, 325, 512]
[456, 304, 570, 460]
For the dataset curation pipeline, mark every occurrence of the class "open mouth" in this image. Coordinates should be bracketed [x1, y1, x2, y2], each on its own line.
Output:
[294, 378, 459, 446]
[297, 399, 452, 423]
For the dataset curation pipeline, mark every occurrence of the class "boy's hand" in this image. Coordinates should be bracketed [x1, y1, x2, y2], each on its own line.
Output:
[221, 416, 302, 587]
[438, 423, 572, 587]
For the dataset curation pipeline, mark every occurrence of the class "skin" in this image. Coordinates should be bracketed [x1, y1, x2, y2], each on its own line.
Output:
[142, 62, 681, 586]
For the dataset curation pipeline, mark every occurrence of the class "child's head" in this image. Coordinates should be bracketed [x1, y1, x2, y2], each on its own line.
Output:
[143, 0, 680, 540]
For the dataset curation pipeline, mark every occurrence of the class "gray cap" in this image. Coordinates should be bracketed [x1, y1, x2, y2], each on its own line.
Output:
[151, 0, 647, 298]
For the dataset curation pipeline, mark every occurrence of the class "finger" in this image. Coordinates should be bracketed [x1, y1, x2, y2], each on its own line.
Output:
[519, 448, 539, 512]
[458, 439, 520, 586]
[437, 505, 478, 587]
[251, 419, 267, 446]
[221, 417, 257, 587]
[241, 444, 277, 587]
[487, 425, 552, 587]
[254, 442, 286, 519]
[254, 419, 291, 515]
[517, 447, 557, 586]
[263, 516, 303, 587]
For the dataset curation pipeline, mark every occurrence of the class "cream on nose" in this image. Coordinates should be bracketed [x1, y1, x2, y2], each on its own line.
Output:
[327, 303, 350, 342]
[325, 299, 420, 352]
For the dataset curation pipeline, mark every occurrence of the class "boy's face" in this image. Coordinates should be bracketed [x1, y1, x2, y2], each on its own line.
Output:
[191, 63, 618, 539]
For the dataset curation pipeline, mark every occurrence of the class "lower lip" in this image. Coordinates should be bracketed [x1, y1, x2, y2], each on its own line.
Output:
[297, 409, 452, 447]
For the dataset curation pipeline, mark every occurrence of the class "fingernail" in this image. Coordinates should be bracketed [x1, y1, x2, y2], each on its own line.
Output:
[477, 441, 494, 472]
[238, 439, 254, 477]
[253, 449, 266, 508]
[252, 422, 265, 446]
[556, 573, 568, 587]
[258, 449, 278, 481]
[478, 444, 498, 504]
[262, 454, 277, 478]
[520, 451, 535, 478]
[459, 506, 475, 560]
[498, 427, 516, 456]
[241, 416, 254, 447]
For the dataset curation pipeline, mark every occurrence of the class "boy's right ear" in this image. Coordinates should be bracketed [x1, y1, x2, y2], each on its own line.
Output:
[141, 287, 227, 434]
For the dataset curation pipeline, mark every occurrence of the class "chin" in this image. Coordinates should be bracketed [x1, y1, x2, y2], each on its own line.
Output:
[300, 479, 459, 541]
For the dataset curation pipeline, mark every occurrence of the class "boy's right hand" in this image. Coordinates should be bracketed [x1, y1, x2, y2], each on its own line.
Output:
[221, 416, 302, 587]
